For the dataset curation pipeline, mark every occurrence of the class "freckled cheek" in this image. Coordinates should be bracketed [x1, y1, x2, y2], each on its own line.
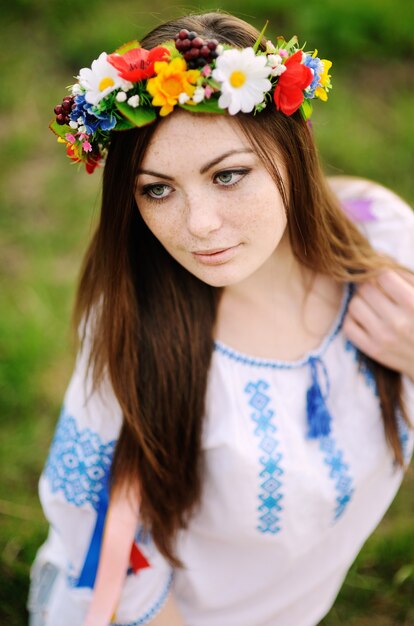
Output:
[148, 218, 184, 251]
[138, 209, 178, 247]
[245, 199, 287, 239]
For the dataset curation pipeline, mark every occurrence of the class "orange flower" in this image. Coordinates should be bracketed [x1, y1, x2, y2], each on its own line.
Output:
[147, 57, 200, 116]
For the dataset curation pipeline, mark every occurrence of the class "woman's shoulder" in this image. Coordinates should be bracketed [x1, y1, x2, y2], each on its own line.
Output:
[328, 175, 414, 270]
[54, 326, 123, 446]
[328, 175, 414, 222]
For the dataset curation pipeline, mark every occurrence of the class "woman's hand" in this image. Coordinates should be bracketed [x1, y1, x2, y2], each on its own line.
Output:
[343, 269, 414, 382]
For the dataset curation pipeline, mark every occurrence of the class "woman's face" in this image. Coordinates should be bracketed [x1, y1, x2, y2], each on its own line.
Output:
[135, 111, 290, 288]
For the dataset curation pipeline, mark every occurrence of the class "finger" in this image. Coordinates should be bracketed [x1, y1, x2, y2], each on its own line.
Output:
[356, 281, 399, 325]
[342, 313, 377, 358]
[347, 291, 385, 336]
[375, 269, 414, 309]
[396, 268, 414, 288]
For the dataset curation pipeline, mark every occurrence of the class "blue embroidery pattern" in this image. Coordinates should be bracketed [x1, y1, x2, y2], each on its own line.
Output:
[44, 407, 116, 511]
[344, 339, 377, 393]
[245, 380, 284, 534]
[319, 435, 354, 520]
[345, 339, 412, 462]
[111, 572, 174, 626]
[135, 524, 153, 547]
[396, 411, 411, 464]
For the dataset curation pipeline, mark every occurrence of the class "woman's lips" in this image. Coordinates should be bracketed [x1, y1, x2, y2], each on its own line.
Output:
[191, 244, 240, 265]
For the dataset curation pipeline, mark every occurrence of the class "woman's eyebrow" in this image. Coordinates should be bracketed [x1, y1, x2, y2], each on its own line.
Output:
[136, 169, 175, 181]
[137, 149, 254, 181]
[199, 148, 254, 174]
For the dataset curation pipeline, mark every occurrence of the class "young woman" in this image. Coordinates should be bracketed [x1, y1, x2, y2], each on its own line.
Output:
[28, 11, 414, 626]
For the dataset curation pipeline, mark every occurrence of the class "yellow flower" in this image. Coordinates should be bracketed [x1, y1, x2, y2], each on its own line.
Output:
[147, 57, 200, 116]
[315, 59, 332, 102]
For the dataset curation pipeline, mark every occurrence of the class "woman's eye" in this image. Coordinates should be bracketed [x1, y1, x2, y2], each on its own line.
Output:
[214, 169, 248, 187]
[144, 184, 171, 200]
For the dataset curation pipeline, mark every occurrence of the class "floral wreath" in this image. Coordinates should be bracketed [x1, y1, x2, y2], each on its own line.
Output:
[51, 25, 332, 173]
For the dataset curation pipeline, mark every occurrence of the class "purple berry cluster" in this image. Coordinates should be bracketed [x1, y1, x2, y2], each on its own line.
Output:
[54, 96, 75, 126]
[175, 29, 219, 69]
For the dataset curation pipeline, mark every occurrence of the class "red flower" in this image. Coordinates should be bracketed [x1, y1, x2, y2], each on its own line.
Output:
[273, 50, 313, 116]
[107, 46, 170, 82]
[66, 144, 101, 174]
[84, 155, 101, 174]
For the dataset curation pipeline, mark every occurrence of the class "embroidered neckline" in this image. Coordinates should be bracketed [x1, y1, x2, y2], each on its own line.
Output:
[214, 282, 353, 369]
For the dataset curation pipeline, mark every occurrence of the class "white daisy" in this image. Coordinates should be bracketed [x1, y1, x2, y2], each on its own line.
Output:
[78, 52, 132, 105]
[212, 48, 272, 115]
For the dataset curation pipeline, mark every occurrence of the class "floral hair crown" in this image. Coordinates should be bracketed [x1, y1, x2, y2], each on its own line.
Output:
[51, 25, 332, 173]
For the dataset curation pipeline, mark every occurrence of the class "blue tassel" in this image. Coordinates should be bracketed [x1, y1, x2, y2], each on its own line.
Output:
[76, 467, 110, 589]
[306, 357, 332, 439]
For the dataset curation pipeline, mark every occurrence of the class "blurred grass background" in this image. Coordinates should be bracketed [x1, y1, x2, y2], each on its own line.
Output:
[1, 1, 413, 624]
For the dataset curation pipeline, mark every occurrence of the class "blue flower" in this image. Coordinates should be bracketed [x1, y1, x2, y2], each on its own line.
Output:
[92, 110, 117, 131]
[302, 54, 323, 99]
[70, 94, 116, 134]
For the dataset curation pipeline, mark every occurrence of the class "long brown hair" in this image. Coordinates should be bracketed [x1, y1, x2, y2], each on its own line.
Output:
[73, 11, 411, 566]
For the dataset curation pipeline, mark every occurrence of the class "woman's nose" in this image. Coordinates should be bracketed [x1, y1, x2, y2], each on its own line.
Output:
[185, 193, 223, 238]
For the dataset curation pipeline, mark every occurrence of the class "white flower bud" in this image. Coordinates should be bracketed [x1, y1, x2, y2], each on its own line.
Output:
[271, 65, 286, 77]
[178, 93, 190, 104]
[127, 95, 140, 108]
[69, 120, 78, 129]
[78, 125, 87, 134]
[192, 87, 205, 104]
[71, 84, 82, 96]
[267, 54, 283, 67]
[116, 91, 127, 102]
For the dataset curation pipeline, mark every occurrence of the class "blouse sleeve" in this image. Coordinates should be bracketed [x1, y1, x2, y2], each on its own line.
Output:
[329, 175, 414, 270]
[330, 176, 414, 463]
[35, 339, 173, 626]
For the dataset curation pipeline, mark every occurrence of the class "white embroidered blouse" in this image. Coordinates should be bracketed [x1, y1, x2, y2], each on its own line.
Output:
[32, 178, 414, 626]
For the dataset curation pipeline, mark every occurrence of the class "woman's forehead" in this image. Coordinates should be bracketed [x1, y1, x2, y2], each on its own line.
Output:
[140, 111, 251, 170]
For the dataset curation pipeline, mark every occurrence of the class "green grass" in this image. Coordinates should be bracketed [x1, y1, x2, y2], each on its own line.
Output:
[1, 1, 413, 624]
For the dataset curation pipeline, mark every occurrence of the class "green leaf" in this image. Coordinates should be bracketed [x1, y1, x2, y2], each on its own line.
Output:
[285, 35, 299, 51]
[114, 40, 141, 55]
[115, 102, 157, 127]
[253, 21, 269, 53]
[49, 119, 72, 139]
[179, 99, 225, 115]
[114, 116, 135, 131]
[300, 99, 313, 121]
[163, 40, 179, 58]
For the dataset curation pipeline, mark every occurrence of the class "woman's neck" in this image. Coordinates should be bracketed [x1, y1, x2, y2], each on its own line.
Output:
[222, 230, 312, 313]
[215, 234, 343, 361]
